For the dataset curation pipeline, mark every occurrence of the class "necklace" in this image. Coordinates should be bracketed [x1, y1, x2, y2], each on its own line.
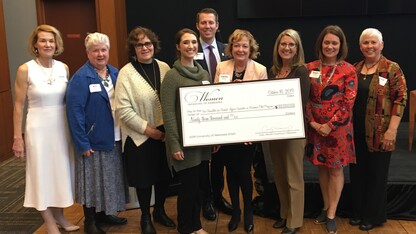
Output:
[363, 57, 381, 80]
[277, 67, 291, 78]
[233, 64, 246, 80]
[319, 62, 337, 87]
[36, 58, 55, 85]
[94, 67, 110, 87]
[234, 70, 244, 78]
[139, 60, 158, 93]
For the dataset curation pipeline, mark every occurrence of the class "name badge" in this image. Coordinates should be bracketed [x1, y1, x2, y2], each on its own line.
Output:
[309, 71, 321, 79]
[379, 76, 388, 86]
[219, 74, 231, 83]
[202, 81, 210, 85]
[89, 84, 102, 93]
[194, 52, 204, 60]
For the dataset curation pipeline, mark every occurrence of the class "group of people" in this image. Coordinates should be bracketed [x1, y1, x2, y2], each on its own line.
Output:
[12, 6, 407, 234]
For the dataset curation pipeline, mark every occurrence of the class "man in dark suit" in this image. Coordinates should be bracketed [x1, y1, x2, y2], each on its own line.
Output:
[195, 7, 233, 221]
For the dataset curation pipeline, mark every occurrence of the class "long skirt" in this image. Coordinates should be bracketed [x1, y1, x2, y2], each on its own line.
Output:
[75, 142, 128, 215]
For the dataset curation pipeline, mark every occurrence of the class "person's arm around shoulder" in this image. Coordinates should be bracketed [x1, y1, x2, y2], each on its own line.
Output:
[12, 64, 29, 158]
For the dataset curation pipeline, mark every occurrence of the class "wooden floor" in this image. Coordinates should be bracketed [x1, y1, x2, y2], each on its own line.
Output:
[34, 194, 416, 234]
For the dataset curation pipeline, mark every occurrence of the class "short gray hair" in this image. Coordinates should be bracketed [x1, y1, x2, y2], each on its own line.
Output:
[84, 32, 110, 51]
[359, 28, 383, 44]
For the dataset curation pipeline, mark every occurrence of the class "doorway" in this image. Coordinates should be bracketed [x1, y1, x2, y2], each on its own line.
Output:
[36, 0, 97, 74]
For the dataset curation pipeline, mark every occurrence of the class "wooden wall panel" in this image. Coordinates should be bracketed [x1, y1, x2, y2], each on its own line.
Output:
[0, 91, 13, 162]
[0, 0, 13, 162]
[95, 0, 128, 69]
[36, 0, 128, 70]
[0, 0, 10, 92]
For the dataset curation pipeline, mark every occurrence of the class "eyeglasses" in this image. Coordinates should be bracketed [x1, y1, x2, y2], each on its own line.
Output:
[134, 41, 153, 49]
[279, 42, 296, 49]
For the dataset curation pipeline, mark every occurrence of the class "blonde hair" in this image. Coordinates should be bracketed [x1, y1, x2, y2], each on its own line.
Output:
[28, 24, 64, 57]
[271, 29, 305, 77]
[225, 29, 260, 59]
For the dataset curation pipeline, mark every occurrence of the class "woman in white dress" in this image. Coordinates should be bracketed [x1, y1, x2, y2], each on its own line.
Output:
[12, 25, 79, 233]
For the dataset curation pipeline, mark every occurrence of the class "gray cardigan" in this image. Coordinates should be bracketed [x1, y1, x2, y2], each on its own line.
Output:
[160, 60, 211, 172]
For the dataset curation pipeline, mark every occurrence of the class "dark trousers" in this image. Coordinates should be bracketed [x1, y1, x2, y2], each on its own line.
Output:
[135, 181, 169, 217]
[211, 152, 226, 200]
[349, 139, 392, 225]
[177, 164, 203, 234]
[219, 144, 255, 224]
[200, 153, 226, 202]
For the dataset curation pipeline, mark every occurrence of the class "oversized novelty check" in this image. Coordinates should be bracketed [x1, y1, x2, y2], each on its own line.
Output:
[178, 78, 305, 147]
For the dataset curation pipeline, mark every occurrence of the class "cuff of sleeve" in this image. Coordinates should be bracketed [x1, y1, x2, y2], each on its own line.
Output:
[138, 121, 148, 134]
[327, 122, 337, 130]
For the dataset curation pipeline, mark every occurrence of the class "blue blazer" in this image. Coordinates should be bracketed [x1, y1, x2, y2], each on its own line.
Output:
[66, 61, 119, 153]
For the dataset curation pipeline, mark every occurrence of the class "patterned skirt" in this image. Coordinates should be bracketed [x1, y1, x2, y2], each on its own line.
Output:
[75, 142, 128, 214]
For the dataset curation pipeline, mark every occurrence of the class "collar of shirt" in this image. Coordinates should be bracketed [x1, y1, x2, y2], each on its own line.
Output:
[200, 38, 218, 51]
[199, 38, 220, 63]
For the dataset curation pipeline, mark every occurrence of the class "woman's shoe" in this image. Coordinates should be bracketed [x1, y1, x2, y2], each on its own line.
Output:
[282, 227, 299, 234]
[140, 215, 156, 234]
[326, 217, 337, 234]
[244, 224, 254, 233]
[96, 213, 127, 225]
[153, 208, 176, 228]
[228, 215, 240, 232]
[273, 218, 286, 229]
[359, 222, 381, 231]
[243, 208, 253, 233]
[57, 223, 80, 232]
[84, 222, 106, 234]
[349, 218, 362, 226]
[314, 209, 327, 224]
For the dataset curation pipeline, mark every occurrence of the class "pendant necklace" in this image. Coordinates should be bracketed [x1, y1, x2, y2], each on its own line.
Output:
[95, 67, 110, 87]
[363, 57, 381, 80]
[36, 58, 55, 85]
[233, 64, 246, 80]
[319, 62, 337, 87]
[278, 67, 291, 78]
[139, 60, 158, 94]
[234, 70, 244, 78]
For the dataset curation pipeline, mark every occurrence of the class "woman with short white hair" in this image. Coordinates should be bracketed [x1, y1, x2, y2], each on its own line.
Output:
[66, 32, 128, 234]
[349, 28, 407, 231]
